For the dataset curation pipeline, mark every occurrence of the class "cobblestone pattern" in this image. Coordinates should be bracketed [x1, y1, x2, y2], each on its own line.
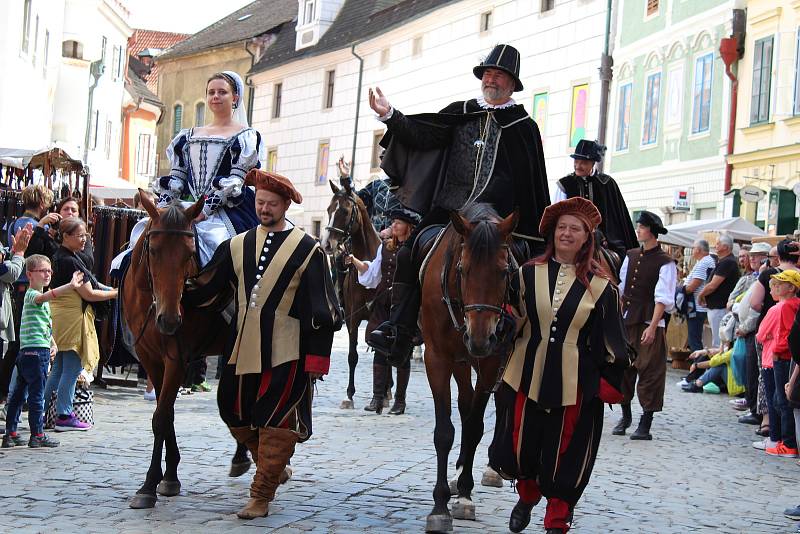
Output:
[1, 328, 797, 533]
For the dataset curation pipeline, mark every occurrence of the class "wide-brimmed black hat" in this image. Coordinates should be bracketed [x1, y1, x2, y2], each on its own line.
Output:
[636, 211, 668, 235]
[570, 139, 606, 162]
[388, 207, 421, 226]
[473, 44, 523, 92]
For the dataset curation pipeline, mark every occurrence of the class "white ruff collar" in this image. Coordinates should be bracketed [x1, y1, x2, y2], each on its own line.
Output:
[476, 96, 516, 109]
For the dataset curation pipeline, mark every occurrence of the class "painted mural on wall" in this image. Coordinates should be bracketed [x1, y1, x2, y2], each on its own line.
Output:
[569, 84, 588, 147]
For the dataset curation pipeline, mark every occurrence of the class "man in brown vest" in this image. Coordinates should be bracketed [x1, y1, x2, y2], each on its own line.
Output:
[612, 211, 677, 440]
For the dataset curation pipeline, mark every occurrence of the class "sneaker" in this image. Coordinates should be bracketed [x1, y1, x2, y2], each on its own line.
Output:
[766, 441, 799, 458]
[143, 389, 156, 401]
[785, 505, 800, 520]
[2, 433, 25, 448]
[702, 382, 721, 394]
[54, 414, 91, 432]
[191, 381, 212, 393]
[753, 438, 777, 450]
[731, 398, 749, 411]
[676, 378, 689, 388]
[28, 434, 59, 448]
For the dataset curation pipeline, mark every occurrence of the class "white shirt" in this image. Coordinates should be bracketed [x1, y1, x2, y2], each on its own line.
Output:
[619, 254, 678, 327]
[356, 244, 383, 289]
[552, 171, 599, 204]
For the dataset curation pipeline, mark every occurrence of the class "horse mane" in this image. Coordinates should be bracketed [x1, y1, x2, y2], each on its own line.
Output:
[460, 202, 502, 267]
[158, 203, 190, 230]
[352, 193, 380, 256]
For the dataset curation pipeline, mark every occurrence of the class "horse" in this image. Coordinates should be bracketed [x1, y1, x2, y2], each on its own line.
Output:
[123, 194, 233, 509]
[420, 203, 518, 533]
[320, 180, 382, 409]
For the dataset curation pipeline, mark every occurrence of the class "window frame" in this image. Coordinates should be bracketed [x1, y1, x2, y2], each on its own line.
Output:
[21, 0, 32, 54]
[480, 11, 492, 33]
[371, 130, 384, 171]
[272, 82, 283, 119]
[104, 120, 113, 159]
[646, 0, 659, 18]
[793, 28, 800, 116]
[136, 133, 151, 175]
[32, 14, 39, 66]
[43, 29, 49, 72]
[172, 103, 183, 137]
[691, 52, 714, 134]
[302, 0, 316, 25]
[616, 82, 632, 151]
[267, 148, 278, 172]
[194, 101, 206, 127]
[541, 0, 555, 12]
[323, 70, 335, 109]
[641, 71, 661, 146]
[412, 36, 423, 58]
[750, 35, 774, 125]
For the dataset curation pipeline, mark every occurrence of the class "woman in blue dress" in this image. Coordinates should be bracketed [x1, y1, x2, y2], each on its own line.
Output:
[152, 70, 263, 264]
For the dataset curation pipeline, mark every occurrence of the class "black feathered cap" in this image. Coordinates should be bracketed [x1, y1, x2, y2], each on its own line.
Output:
[473, 44, 523, 92]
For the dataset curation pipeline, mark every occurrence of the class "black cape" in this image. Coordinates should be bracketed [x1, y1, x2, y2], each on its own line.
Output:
[379, 99, 550, 243]
[557, 173, 638, 258]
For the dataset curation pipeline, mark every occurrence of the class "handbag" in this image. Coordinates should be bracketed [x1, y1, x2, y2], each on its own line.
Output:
[730, 337, 747, 386]
[44, 386, 94, 429]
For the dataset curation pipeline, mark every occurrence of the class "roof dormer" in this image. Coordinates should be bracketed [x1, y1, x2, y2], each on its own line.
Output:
[295, 0, 345, 50]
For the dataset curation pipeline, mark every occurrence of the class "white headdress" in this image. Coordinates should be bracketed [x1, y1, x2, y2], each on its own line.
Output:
[222, 70, 248, 127]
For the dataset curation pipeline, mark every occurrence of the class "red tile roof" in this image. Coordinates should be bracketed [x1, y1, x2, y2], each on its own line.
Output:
[128, 29, 190, 93]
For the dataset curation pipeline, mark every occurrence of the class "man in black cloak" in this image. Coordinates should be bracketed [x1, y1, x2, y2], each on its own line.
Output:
[553, 139, 637, 260]
[366, 44, 550, 363]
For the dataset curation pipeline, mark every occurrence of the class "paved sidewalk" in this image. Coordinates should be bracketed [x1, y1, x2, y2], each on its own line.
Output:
[1, 328, 798, 533]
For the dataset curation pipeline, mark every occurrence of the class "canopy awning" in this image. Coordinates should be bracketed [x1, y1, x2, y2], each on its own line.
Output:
[658, 217, 767, 248]
[89, 175, 140, 199]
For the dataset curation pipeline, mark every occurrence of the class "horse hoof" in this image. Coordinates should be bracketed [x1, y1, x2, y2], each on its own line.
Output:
[129, 493, 157, 509]
[339, 399, 354, 409]
[451, 496, 476, 520]
[229, 459, 252, 478]
[449, 466, 464, 495]
[156, 480, 181, 497]
[480, 466, 504, 488]
[425, 512, 453, 533]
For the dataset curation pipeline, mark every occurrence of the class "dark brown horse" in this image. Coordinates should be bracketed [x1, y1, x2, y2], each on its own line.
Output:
[320, 180, 381, 408]
[123, 195, 231, 509]
[420, 203, 518, 533]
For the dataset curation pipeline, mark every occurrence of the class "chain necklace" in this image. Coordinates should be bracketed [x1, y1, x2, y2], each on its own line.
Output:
[473, 111, 493, 181]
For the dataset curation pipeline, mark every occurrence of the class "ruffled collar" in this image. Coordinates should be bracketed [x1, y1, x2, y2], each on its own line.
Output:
[476, 96, 517, 110]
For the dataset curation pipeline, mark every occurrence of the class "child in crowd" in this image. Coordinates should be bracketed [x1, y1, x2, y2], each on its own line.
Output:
[755, 270, 800, 457]
[1, 255, 83, 449]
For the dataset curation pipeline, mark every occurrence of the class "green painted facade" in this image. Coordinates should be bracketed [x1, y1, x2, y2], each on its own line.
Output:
[619, 0, 728, 48]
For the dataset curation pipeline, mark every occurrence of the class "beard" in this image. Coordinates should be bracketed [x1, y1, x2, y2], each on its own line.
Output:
[482, 83, 512, 103]
[259, 212, 284, 227]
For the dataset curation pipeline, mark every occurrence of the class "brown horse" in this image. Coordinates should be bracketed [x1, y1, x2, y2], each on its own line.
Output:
[420, 203, 518, 533]
[320, 180, 381, 408]
[123, 195, 230, 509]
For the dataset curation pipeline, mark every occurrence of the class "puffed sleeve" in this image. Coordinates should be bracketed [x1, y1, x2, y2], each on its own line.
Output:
[205, 129, 263, 216]
[292, 246, 343, 375]
[357, 244, 383, 289]
[154, 130, 190, 206]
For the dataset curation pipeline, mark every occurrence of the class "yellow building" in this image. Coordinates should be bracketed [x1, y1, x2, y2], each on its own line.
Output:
[728, 0, 800, 234]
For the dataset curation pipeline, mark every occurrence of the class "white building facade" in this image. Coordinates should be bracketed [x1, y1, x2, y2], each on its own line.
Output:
[0, 0, 65, 151]
[51, 0, 132, 180]
[250, 0, 611, 233]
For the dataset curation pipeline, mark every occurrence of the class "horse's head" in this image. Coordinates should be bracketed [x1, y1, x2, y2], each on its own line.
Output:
[139, 190, 203, 336]
[321, 180, 359, 255]
[450, 205, 519, 358]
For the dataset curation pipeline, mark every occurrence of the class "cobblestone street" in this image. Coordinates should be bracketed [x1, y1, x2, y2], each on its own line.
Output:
[1, 328, 798, 533]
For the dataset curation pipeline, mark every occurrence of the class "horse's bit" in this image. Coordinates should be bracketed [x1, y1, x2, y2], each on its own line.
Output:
[326, 191, 359, 264]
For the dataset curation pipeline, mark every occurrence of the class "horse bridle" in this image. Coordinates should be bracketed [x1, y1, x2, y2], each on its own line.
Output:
[441, 237, 515, 335]
[326, 191, 360, 266]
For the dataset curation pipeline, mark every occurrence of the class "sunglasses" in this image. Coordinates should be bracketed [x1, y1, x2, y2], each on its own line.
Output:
[29, 269, 53, 274]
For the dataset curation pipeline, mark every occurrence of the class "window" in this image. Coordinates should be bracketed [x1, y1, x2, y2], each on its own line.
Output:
[795, 29, 800, 116]
[616, 83, 632, 151]
[642, 72, 661, 145]
[100, 36, 107, 66]
[32, 15, 39, 66]
[541, 0, 555, 12]
[172, 104, 183, 137]
[111, 45, 120, 80]
[302, 0, 315, 24]
[272, 82, 282, 119]
[324, 70, 335, 109]
[43, 30, 49, 70]
[105, 121, 113, 159]
[380, 48, 390, 68]
[312, 219, 322, 238]
[412, 36, 423, 58]
[136, 133, 151, 175]
[195, 102, 205, 127]
[92, 110, 99, 149]
[62, 40, 83, 59]
[646, 0, 659, 17]
[751, 36, 773, 125]
[480, 11, 492, 32]
[316, 141, 330, 185]
[267, 148, 277, 171]
[371, 130, 384, 171]
[21, 0, 31, 53]
[692, 53, 713, 134]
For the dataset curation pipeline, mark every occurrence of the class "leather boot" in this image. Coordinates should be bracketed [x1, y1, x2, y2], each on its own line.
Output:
[509, 498, 536, 533]
[368, 282, 419, 366]
[364, 364, 389, 414]
[388, 366, 410, 415]
[237, 427, 299, 519]
[630, 411, 654, 441]
[611, 403, 632, 436]
[229, 426, 259, 461]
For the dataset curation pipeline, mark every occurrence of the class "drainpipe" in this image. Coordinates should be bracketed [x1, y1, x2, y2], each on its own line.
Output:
[720, 37, 739, 194]
[596, 0, 614, 174]
[244, 41, 257, 126]
[350, 44, 364, 182]
[83, 59, 104, 164]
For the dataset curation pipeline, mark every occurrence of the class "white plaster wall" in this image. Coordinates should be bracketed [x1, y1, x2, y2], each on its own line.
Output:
[0, 0, 65, 151]
[252, 0, 609, 230]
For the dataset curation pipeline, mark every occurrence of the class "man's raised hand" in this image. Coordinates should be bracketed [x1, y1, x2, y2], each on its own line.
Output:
[368, 87, 391, 117]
